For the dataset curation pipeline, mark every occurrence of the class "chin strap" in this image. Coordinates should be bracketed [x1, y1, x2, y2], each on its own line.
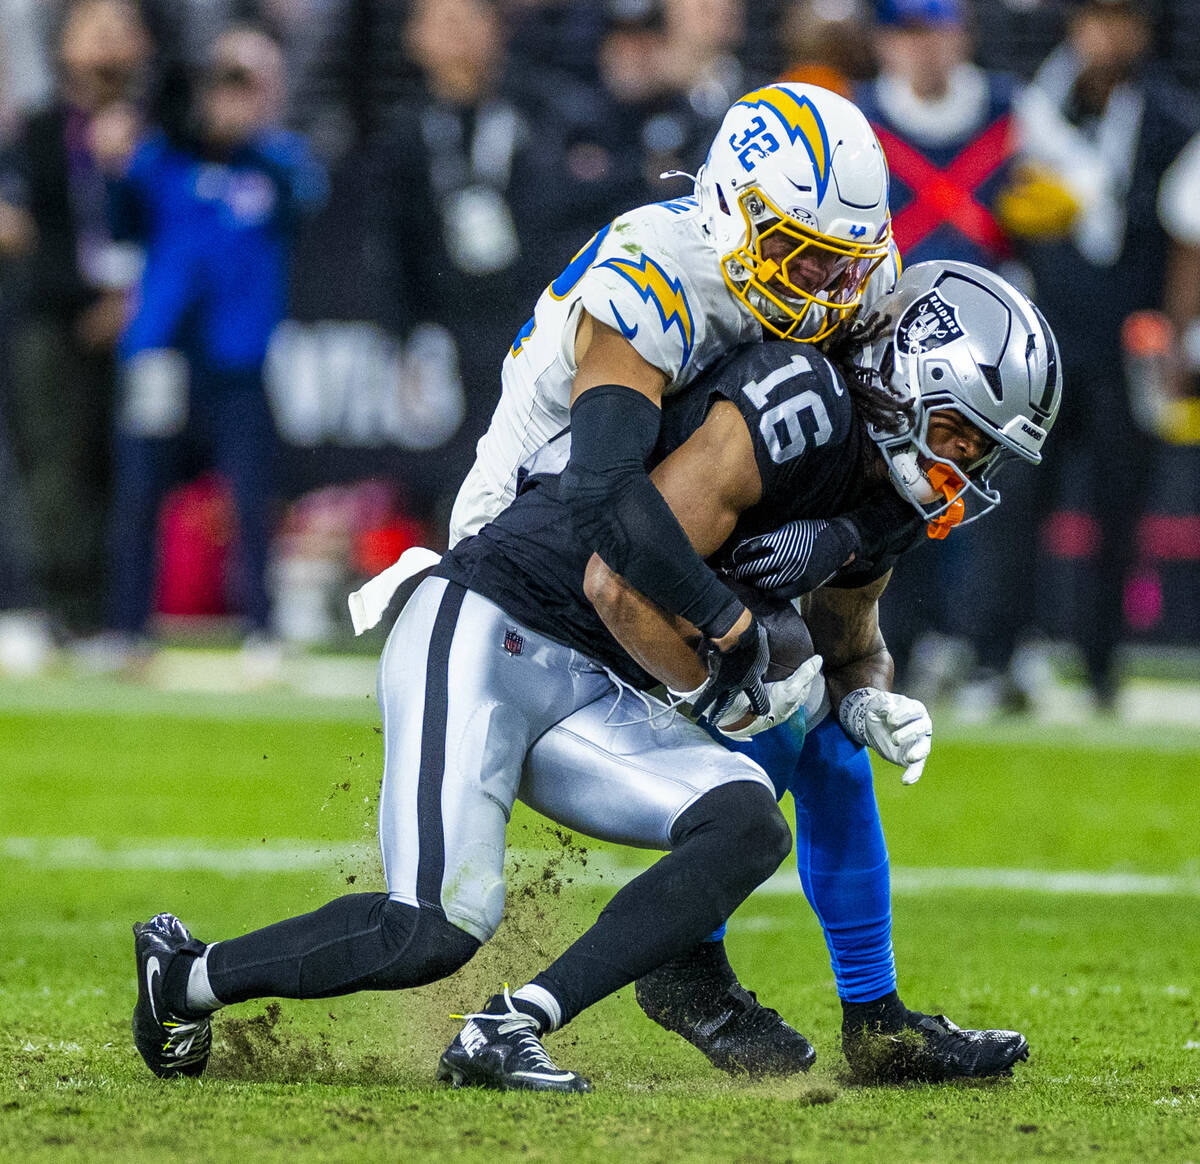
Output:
[924, 463, 967, 540]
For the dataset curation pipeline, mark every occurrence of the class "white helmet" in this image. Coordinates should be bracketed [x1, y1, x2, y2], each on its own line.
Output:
[865, 261, 1063, 537]
[696, 82, 892, 342]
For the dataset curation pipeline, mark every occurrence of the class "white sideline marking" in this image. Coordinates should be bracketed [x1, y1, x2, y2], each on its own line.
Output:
[4, 836, 1200, 897]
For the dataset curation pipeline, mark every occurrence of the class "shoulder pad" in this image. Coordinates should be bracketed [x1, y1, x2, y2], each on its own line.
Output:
[579, 215, 701, 379]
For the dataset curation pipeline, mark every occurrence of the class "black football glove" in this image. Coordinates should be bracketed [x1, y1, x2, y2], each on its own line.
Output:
[725, 492, 926, 603]
[691, 615, 771, 725]
[726, 517, 860, 602]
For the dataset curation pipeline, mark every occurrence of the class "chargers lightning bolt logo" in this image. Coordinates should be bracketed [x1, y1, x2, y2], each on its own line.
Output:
[599, 254, 695, 368]
[735, 86, 832, 205]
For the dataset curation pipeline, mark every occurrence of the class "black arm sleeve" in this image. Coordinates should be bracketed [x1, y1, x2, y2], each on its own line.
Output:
[560, 384, 744, 638]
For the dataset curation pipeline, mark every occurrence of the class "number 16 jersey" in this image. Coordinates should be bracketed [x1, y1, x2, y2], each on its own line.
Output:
[439, 340, 893, 686]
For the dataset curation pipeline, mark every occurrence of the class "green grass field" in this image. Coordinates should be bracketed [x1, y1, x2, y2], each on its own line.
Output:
[2, 672, 1198, 1162]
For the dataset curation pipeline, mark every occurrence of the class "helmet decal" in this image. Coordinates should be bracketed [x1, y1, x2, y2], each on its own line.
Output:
[735, 87, 832, 205]
[697, 83, 892, 341]
[896, 291, 964, 355]
[868, 260, 1064, 532]
[599, 253, 695, 368]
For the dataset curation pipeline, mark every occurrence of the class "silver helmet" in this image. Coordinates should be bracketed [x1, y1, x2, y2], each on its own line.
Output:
[864, 260, 1062, 534]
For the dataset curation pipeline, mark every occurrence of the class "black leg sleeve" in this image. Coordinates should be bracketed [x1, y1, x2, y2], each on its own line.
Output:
[530, 782, 791, 1027]
[204, 894, 480, 1005]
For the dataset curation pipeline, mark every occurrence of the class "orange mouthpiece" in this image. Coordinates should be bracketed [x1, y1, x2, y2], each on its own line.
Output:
[924, 463, 966, 540]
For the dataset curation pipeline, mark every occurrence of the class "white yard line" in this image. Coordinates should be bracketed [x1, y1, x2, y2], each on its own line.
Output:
[4, 836, 1200, 897]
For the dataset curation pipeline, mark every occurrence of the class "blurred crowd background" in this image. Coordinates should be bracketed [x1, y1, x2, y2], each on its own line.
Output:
[0, 0, 1196, 714]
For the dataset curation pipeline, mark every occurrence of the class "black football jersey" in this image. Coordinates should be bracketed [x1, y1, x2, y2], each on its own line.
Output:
[657, 341, 880, 545]
[438, 341, 907, 683]
[658, 341, 924, 589]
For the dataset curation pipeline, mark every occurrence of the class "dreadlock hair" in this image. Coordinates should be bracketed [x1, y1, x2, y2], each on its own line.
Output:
[823, 311, 915, 437]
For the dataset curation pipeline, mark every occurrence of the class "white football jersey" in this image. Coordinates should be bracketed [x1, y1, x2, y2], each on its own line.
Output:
[448, 195, 900, 545]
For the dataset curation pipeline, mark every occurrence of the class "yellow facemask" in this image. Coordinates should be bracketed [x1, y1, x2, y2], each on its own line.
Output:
[720, 187, 893, 342]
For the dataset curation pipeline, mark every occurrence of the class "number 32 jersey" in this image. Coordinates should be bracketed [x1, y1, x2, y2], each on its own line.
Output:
[447, 195, 901, 545]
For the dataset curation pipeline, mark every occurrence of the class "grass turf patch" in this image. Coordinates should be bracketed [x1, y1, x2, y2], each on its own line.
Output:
[2, 686, 1198, 1161]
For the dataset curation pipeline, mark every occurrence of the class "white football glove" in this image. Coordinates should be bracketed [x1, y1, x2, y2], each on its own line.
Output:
[839, 687, 931, 785]
[712, 654, 824, 741]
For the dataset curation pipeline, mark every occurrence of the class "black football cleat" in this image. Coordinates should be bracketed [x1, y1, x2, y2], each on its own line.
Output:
[132, 912, 212, 1079]
[636, 944, 816, 1076]
[843, 1009, 1029, 1083]
[437, 990, 590, 1093]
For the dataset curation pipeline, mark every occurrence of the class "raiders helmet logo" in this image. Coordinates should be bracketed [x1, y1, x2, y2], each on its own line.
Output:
[897, 291, 964, 356]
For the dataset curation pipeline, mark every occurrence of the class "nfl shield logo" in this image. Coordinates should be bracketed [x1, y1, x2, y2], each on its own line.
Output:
[503, 629, 524, 656]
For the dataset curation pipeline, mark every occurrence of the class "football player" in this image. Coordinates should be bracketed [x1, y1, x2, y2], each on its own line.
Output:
[447, 80, 896, 723]
[592, 261, 1062, 1082]
[126, 80, 899, 1093]
[127, 261, 1055, 1094]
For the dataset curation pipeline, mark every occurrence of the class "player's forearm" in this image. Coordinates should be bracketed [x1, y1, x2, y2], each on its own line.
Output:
[564, 319, 750, 640]
[803, 573, 894, 709]
[825, 645, 894, 711]
[584, 554, 707, 691]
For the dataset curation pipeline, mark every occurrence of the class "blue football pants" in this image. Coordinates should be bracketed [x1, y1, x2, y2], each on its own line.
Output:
[714, 714, 897, 1003]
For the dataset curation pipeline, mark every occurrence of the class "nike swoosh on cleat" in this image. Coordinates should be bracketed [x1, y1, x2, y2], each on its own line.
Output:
[145, 956, 162, 1024]
[695, 1008, 734, 1040]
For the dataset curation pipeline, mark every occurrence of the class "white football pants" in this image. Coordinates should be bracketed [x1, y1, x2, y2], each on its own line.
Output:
[377, 576, 772, 942]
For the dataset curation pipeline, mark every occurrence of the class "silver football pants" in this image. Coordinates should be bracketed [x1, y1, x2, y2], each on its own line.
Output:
[377, 576, 772, 942]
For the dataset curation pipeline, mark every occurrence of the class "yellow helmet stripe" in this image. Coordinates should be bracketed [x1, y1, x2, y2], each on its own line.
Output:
[736, 86, 832, 205]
